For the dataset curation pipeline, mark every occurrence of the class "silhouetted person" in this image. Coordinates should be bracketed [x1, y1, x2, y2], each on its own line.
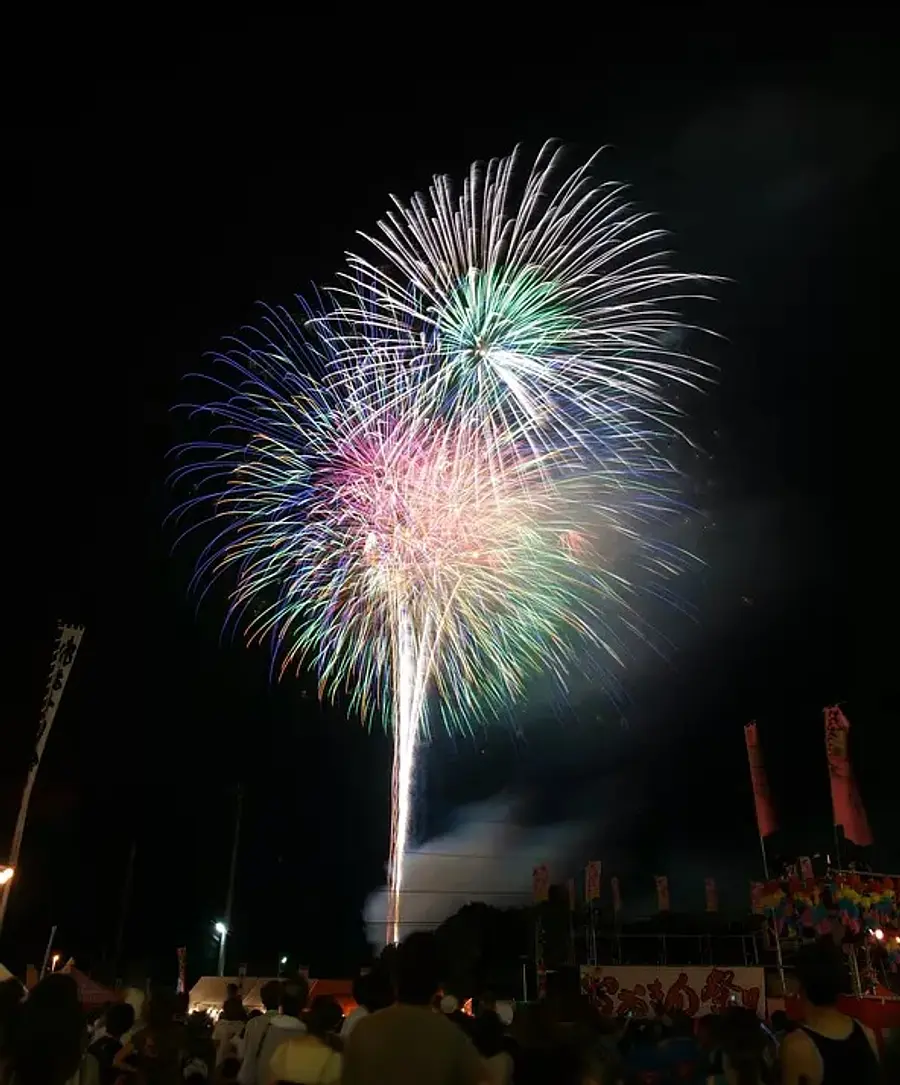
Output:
[114, 989, 187, 1085]
[222, 986, 244, 1024]
[470, 1011, 512, 1085]
[255, 979, 308, 1084]
[238, 981, 282, 1085]
[709, 1006, 767, 1085]
[781, 938, 880, 1085]
[269, 997, 342, 1083]
[342, 931, 485, 1085]
[89, 1002, 136, 1085]
[2, 973, 98, 1085]
[305, 997, 342, 1037]
[340, 970, 391, 1042]
[0, 977, 25, 1055]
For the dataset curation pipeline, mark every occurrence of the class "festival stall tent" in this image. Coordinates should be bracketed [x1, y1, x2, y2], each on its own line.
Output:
[239, 977, 284, 1011]
[0, 962, 12, 982]
[189, 977, 284, 1015]
[306, 979, 355, 1016]
[190, 977, 245, 1015]
[188, 976, 356, 1016]
[62, 966, 117, 1009]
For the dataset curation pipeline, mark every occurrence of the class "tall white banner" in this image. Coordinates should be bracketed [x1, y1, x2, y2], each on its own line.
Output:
[0, 623, 84, 934]
[580, 964, 765, 1018]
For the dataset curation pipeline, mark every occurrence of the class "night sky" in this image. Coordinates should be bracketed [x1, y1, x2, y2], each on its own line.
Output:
[3, 27, 895, 983]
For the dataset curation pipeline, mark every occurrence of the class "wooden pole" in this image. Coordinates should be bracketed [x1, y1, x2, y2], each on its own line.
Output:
[39, 924, 58, 979]
[113, 840, 137, 980]
[759, 831, 787, 994]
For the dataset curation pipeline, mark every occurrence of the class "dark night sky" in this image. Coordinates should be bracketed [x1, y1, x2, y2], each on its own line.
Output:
[2, 26, 895, 982]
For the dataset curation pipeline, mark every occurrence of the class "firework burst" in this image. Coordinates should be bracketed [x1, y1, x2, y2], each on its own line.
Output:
[176, 142, 710, 944]
[172, 308, 676, 940]
[330, 140, 715, 454]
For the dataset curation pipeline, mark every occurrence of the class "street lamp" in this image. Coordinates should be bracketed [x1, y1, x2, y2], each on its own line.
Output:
[215, 921, 228, 977]
[278, 955, 288, 977]
[0, 867, 14, 886]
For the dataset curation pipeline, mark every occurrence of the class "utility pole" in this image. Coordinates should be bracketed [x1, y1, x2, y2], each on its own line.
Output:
[113, 839, 137, 980]
[218, 785, 243, 977]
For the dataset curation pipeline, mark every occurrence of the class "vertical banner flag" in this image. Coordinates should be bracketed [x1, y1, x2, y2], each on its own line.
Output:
[532, 865, 550, 903]
[537, 956, 547, 1000]
[824, 706, 873, 847]
[750, 882, 764, 915]
[798, 856, 814, 882]
[0, 623, 85, 937]
[585, 860, 602, 902]
[744, 722, 778, 837]
[611, 876, 622, 915]
[655, 875, 670, 912]
[176, 947, 186, 994]
[705, 877, 718, 913]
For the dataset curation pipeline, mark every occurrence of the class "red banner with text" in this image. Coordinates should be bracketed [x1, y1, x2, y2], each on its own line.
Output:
[581, 965, 764, 1018]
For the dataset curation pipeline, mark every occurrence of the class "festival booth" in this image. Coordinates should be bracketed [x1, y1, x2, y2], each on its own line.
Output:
[755, 872, 900, 954]
[188, 976, 267, 1016]
[60, 964, 118, 1009]
[188, 976, 356, 1017]
[306, 979, 355, 1016]
[754, 872, 900, 1056]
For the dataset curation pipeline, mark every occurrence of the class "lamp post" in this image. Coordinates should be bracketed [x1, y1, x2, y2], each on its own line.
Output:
[215, 922, 228, 977]
[278, 955, 287, 977]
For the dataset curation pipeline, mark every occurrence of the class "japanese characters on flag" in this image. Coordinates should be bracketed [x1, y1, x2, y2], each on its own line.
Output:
[704, 877, 718, 913]
[744, 721, 778, 837]
[0, 623, 85, 935]
[611, 876, 622, 914]
[655, 875, 670, 913]
[585, 860, 601, 902]
[532, 864, 550, 903]
[176, 947, 186, 994]
[824, 706, 873, 847]
[798, 856, 814, 882]
[581, 965, 764, 1018]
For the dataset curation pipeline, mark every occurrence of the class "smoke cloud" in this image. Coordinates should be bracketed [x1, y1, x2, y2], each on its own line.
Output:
[363, 796, 590, 948]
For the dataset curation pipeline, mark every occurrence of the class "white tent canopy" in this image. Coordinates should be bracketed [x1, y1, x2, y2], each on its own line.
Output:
[188, 976, 281, 1014]
[0, 962, 12, 982]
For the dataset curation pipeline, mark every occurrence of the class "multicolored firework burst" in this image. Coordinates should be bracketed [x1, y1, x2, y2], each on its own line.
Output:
[177, 142, 710, 943]
[172, 303, 692, 942]
[330, 140, 714, 454]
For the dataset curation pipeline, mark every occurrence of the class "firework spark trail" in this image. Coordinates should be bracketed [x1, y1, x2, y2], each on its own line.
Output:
[329, 140, 716, 458]
[387, 605, 430, 944]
